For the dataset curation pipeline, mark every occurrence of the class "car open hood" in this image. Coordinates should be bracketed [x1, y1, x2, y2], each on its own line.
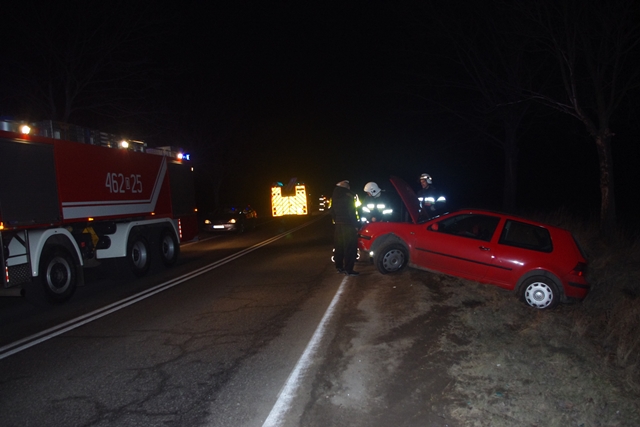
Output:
[389, 175, 421, 224]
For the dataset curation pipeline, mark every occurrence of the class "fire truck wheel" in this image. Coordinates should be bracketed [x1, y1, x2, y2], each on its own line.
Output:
[40, 248, 77, 303]
[128, 235, 150, 277]
[160, 229, 180, 267]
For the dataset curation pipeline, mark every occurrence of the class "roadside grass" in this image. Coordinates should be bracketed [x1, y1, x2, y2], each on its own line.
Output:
[535, 209, 640, 392]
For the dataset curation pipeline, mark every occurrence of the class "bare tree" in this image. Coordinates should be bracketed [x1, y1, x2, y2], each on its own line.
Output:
[441, 3, 542, 212]
[0, 1, 168, 125]
[518, 0, 640, 235]
[398, 2, 542, 212]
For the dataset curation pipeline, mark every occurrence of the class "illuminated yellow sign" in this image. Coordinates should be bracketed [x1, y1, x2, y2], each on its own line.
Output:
[271, 184, 308, 216]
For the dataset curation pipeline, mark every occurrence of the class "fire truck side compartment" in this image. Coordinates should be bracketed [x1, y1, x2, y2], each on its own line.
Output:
[0, 138, 61, 226]
[168, 162, 196, 217]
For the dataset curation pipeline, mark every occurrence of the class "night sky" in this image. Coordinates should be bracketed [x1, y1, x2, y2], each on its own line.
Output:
[1, 1, 639, 224]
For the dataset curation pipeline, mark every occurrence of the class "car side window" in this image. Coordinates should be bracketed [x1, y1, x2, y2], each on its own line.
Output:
[499, 220, 553, 252]
[432, 214, 499, 242]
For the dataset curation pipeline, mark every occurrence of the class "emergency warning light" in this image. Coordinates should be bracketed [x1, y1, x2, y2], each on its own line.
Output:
[271, 181, 308, 217]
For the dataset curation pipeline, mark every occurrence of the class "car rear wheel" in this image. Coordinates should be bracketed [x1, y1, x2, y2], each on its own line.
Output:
[520, 275, 560, 309]
[375, 243, 407, 274]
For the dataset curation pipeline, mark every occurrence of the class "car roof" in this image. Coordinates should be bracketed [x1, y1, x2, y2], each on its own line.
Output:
[433, 208, 570, 234]
[387, 175, 569, 233]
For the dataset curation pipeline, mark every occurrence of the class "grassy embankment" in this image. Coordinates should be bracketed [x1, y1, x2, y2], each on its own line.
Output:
[538, 209, 640, 391]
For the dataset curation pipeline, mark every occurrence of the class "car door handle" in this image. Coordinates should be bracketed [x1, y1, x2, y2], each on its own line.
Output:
[479, 246, 490, 251]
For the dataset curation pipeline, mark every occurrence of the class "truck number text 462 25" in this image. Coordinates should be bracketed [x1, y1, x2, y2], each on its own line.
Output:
[105, 173, 143, 194]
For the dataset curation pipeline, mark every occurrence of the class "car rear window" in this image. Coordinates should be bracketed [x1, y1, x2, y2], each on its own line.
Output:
[499, 220, 553, 253]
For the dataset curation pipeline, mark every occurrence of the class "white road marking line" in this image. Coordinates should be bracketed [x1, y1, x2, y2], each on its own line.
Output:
[0, 219, 321, 360]
[262, 276, 348, 427]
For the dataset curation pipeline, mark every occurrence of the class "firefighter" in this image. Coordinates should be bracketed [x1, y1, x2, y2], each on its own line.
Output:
[417, 173, 446, 218]
[360, 182, 393, 223]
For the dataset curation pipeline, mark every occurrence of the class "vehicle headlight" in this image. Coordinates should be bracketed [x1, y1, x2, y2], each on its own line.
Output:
[228, 219, 236, 224]
[204, 219, 211, 224]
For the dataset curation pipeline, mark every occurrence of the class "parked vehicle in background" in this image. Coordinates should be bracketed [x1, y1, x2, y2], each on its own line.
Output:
[271, 179, 308, 216]
[358, 176, 590, 309]
[0, 120, 198, 303]
[203, 206, 257, 233]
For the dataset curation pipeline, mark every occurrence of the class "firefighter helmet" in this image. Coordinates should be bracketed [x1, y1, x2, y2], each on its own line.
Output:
[364, 182, 381, 197]
[419, 173, 433, 184]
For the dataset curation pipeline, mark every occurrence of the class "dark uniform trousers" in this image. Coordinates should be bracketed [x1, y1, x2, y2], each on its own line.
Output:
[334, 223, 358, 272]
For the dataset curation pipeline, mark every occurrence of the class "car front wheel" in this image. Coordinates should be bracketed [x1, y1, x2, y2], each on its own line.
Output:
[375, 243, 408, 274]
[520, 275, 560, 309]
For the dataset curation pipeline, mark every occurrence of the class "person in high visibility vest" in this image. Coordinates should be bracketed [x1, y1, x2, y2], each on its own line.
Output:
[360, 181, 393, 223]
[417, 173, 446, 219]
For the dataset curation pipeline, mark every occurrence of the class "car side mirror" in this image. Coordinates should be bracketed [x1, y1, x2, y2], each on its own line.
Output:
[429, 223, 439, 232]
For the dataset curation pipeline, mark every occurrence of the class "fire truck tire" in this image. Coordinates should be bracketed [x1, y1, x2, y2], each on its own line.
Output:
[128, 235, 150, 277]
[40, 248, 77, 303]
[159, 229, 180, 267]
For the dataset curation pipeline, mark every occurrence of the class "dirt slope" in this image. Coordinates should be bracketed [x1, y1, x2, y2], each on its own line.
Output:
[300, 263, 640, 427]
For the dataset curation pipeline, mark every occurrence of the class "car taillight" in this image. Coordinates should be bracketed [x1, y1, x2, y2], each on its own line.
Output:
[571, 262, 588, 277]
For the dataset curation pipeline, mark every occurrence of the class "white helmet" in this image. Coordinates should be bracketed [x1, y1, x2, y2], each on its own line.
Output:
[419, 173, 432, 184]
[364, 182, 381, 197]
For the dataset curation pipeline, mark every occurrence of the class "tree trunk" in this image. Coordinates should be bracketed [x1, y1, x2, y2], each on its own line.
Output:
[502, 121, 519, 213]
[502, 142, 518, 213]
[595, 131, 616, 237]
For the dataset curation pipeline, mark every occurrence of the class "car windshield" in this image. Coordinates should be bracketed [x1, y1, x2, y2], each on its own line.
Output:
[208, 207, 241, 216]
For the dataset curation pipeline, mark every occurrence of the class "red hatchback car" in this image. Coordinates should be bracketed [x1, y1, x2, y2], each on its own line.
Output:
[357, 176, 589, 309]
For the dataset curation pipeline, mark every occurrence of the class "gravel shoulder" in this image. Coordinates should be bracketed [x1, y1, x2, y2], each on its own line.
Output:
[300, 262, 640, 427]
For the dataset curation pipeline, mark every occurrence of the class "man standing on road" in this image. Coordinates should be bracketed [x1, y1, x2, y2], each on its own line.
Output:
[331, 180, 360, 276]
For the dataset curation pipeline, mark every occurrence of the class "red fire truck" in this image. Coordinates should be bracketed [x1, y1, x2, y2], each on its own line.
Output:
[0, 121, 198, 302]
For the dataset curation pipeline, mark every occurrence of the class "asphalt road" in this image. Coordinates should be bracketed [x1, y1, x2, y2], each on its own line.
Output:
[3, 214, 638, 427]
[0, 214, 353, 426]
